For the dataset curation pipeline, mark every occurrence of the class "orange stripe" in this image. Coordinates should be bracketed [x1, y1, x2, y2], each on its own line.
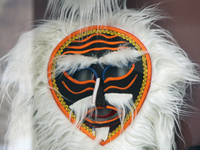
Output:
[104, 64, 135, 83]
[63, 72, 95, 84]
[61, 81, 94, 94]
[84, 116, 121, 124]
[61, 47, 128, 55]
[67, 40, 126, 49]
[72, 33, 118, 43]
[104, 74, 138, 92]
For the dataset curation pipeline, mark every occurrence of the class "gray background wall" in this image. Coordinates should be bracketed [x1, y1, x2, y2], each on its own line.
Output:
[0, 0, 200, 149]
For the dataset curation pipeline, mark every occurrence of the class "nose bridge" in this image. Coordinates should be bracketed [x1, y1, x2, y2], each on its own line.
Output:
[95, 78, 106, 107]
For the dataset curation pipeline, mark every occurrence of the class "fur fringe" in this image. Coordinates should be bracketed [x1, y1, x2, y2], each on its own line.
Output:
[46, 0, 125, 28]
[0, 31, 35, 150]
[0, 2, 200, 150]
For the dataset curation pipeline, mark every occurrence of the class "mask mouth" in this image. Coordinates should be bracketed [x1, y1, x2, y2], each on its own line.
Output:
[91, 109, 116, 119]
[84, 106, 122, 128]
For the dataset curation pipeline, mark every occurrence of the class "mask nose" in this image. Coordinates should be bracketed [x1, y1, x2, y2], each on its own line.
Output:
[91, 78, 106, 107]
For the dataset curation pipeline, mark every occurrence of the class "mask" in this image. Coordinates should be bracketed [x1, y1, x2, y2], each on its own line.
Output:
[48, 25, 151, 145]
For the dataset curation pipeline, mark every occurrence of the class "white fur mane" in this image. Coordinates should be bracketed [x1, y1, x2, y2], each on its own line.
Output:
[0, 2, 199, 150]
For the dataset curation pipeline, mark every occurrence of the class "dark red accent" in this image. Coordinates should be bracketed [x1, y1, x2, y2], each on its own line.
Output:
[84, 119, 121, 128]
[91, 110, 117, 118]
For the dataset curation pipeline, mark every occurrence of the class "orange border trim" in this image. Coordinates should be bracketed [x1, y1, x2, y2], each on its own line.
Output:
[47, 25, 152, 146]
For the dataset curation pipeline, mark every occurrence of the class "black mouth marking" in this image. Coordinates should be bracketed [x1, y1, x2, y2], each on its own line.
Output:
[91, 109, 117, 118]
[87, 108, 118, 121]
[84, 107, 123, 129]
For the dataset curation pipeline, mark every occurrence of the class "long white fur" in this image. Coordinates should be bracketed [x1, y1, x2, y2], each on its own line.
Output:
[0, 31, 35, 150]
[56, 55, 98, 75]
[92, 78, 101, 106]
[105, 93, 134, 129]
[46, 0, 125, 27]
[69, 96, 93, 125]
[0, 1, 199, 150]
[95, 127, 110, 141]
[99, 48, 145, 67]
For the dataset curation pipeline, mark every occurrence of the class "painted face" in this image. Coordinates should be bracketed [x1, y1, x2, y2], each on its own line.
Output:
[48, 26, 151, 145]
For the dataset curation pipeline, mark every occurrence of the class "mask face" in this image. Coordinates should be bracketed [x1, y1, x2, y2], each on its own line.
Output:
[48, 26, 151, 145]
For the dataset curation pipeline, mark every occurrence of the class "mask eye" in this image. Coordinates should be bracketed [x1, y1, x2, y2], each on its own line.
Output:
[71, 68, 98, 81]
[102, 64, 132, 81]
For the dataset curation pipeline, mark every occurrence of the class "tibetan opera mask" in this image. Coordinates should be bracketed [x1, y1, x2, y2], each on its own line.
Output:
[48, 26, 151, 145]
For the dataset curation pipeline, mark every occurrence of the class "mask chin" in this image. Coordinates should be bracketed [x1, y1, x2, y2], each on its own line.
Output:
[69, 93, 133, 137]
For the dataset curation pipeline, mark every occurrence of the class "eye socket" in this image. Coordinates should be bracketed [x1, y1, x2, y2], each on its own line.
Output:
[71, 68, 98, 81]
[103, 65, 132, 81]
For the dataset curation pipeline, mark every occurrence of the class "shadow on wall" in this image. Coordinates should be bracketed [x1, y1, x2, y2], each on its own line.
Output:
[188, 146, 200, 150]
[0, 0, 33, 147]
